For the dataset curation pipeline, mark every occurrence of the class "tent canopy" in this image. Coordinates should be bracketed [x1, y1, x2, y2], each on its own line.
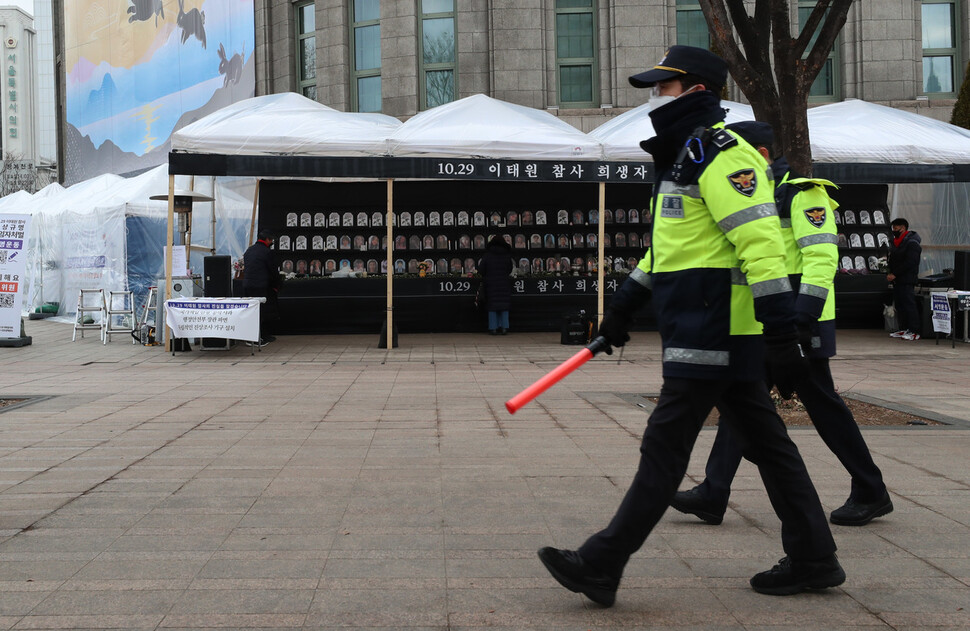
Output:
[807, 99, 970, 165]
[171, 92, 402, 157]
[386, 94, 604, 160]
[591, 100, 755, 161]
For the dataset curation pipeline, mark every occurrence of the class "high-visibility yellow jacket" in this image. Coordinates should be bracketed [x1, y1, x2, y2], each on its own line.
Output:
[775, 171, 840, 357]
[620, 123, 795, 380]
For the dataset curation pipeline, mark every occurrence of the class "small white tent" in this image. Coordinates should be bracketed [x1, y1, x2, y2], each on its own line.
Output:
[171, 92, 402, 156]
[21, 166, 253, 317]
[807, 99, 970, 164]
[387, 94, 604, 160]
[590, 100, 755, 161]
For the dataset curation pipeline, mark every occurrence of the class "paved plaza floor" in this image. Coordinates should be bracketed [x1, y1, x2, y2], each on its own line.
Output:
[0, 318, 967, 630]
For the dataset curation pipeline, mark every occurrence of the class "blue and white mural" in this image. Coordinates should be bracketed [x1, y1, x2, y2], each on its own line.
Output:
[64, 0, 255, 184]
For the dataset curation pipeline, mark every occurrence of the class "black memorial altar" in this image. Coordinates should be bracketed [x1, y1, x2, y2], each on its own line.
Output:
[257, 179, 655, 334]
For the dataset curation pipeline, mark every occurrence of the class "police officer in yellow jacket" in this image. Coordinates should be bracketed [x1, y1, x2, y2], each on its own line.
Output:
[538, 46, 842, 606]
[670, 121, 893, 528]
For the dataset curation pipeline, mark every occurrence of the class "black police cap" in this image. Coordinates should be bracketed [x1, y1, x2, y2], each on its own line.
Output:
[725, 121, 774, 149]
[629, 45, 728, 91]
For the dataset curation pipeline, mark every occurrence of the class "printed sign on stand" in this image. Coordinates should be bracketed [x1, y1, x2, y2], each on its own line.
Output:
[164, 298, 262, 342]
[930, 292, 952, 334]
[0, 214, 30, 338]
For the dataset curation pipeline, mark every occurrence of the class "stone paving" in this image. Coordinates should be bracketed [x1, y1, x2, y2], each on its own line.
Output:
[0, 318, 967, 630]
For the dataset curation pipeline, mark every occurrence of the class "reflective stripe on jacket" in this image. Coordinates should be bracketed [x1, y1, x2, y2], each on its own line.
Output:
[631, 124, 794, 380]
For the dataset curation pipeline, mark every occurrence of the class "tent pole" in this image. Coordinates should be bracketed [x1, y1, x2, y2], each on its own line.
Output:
[210, 176, 216, 255]
[248, 179, 261, 244]
[384, 178, 395, 348]
[164, 174, 175, 352]
[597, 181, 606, 326]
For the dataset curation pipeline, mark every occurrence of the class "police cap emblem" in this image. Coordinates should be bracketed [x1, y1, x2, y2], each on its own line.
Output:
[804, 206, 826, 228]
[727, 169, 757, 196]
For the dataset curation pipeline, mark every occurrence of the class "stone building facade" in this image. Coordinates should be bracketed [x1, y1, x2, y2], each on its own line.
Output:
[252, 1, 970, 128]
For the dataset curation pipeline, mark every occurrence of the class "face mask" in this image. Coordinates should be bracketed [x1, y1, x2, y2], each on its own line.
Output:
[648, 83, 701, 110]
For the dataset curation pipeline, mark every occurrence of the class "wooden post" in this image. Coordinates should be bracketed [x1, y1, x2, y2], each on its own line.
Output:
[210, 176, 217, 255]
[248, 179, 261, 244]
[597, 181, 606, 324]
[385, 178, 395, 347]
[164, 174, 175, 352]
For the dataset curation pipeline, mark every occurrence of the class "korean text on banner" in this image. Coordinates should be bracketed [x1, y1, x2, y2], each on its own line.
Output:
[0, 214, 30, 339]
[164, 298, 261, 342]
[930, 292, 952, 334]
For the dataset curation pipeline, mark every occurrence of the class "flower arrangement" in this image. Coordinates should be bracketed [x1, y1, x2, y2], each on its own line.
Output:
[232, 258, 244, 279]
[417, 261, 430, 277]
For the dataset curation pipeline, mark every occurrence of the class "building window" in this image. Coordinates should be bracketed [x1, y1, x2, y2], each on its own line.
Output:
[419, 0, 456, 109]
[922, 0, 960, 96]
[296, 2, 316, 100]
[675, 0, 709, 49]
[351, 0, 381, 112]
[555, 0, 597, 108]
[798, 1, 840, 100]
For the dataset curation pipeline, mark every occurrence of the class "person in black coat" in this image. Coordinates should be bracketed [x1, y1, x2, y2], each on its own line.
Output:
[478, 235, 513, 335]
[887, 218, 922, 340]
[242, 229, 281, 344]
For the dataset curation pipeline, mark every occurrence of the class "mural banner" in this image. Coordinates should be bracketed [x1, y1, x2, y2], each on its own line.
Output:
[63, 0, 255, 184]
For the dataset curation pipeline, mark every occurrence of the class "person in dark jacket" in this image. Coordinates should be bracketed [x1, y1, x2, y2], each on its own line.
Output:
[887, 218, 922, 341]
[478, 235, 513, 335]
[242, 229, 281, 344]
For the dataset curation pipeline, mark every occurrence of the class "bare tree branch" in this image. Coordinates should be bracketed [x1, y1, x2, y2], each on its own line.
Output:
[801, 0, 853, 82]
[793, 0, 832, 58]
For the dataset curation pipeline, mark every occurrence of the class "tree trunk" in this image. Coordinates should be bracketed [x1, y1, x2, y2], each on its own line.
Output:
[698, 0, 854, 178]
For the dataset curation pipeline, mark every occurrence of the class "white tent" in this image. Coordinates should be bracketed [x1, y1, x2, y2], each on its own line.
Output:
[591, 100, 755, 161]
[808, 99, 970, 164]
[591, 97, 970, 166]
[20, 165, 253, 317]
[171, 92, 402, 156]
[387, 94, 604, 160]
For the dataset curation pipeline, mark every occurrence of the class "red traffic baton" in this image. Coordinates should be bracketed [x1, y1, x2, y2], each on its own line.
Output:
[505, 336, 611, 414]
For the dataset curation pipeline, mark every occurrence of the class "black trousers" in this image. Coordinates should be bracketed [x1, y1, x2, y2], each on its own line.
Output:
[244, 285, 278, 339]
[694, 357, 887, 507]
[893, 283, 919, 334]
[578, 377, 835, 579]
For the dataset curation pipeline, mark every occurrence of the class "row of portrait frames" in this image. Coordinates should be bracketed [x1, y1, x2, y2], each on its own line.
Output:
[275, 232, 653, 252]
[837, 232, 891, 249]
[282, 208, 651, 228]
[281, 256, 645, 277]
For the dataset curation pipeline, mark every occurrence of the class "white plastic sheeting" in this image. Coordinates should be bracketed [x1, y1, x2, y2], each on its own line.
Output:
[15, 165, 254, 317]
[891, 181, 970, 276]
[171, 92, 401, 156]
[809, 100, 970, 164]
[591, 100, 755, 161]
[386, 94, 604, 160]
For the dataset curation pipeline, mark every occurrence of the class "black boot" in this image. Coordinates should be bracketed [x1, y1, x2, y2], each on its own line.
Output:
[750, 554, 845, 595]
[830, 492, 893, 526]
[537, 547, 619, 607]
[669, 486, 726, 525]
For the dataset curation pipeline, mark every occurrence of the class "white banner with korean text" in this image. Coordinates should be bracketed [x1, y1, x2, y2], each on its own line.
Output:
[930, 292, 952, 334]
[0, 214, 30, 338]
[164, 298, 261, 342]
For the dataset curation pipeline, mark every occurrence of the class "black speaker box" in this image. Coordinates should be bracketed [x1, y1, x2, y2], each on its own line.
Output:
[204, 255, 232, 297]
[954, 250, 970, 291]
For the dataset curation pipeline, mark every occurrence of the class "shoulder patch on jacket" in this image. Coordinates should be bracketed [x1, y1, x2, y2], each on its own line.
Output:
[711, 129, 738, 149]
[803, 206, 826, 228]
[727, 169, 758, 196]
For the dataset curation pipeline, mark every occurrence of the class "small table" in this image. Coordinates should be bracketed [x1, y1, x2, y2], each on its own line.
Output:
[164, 297, 265, 355]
